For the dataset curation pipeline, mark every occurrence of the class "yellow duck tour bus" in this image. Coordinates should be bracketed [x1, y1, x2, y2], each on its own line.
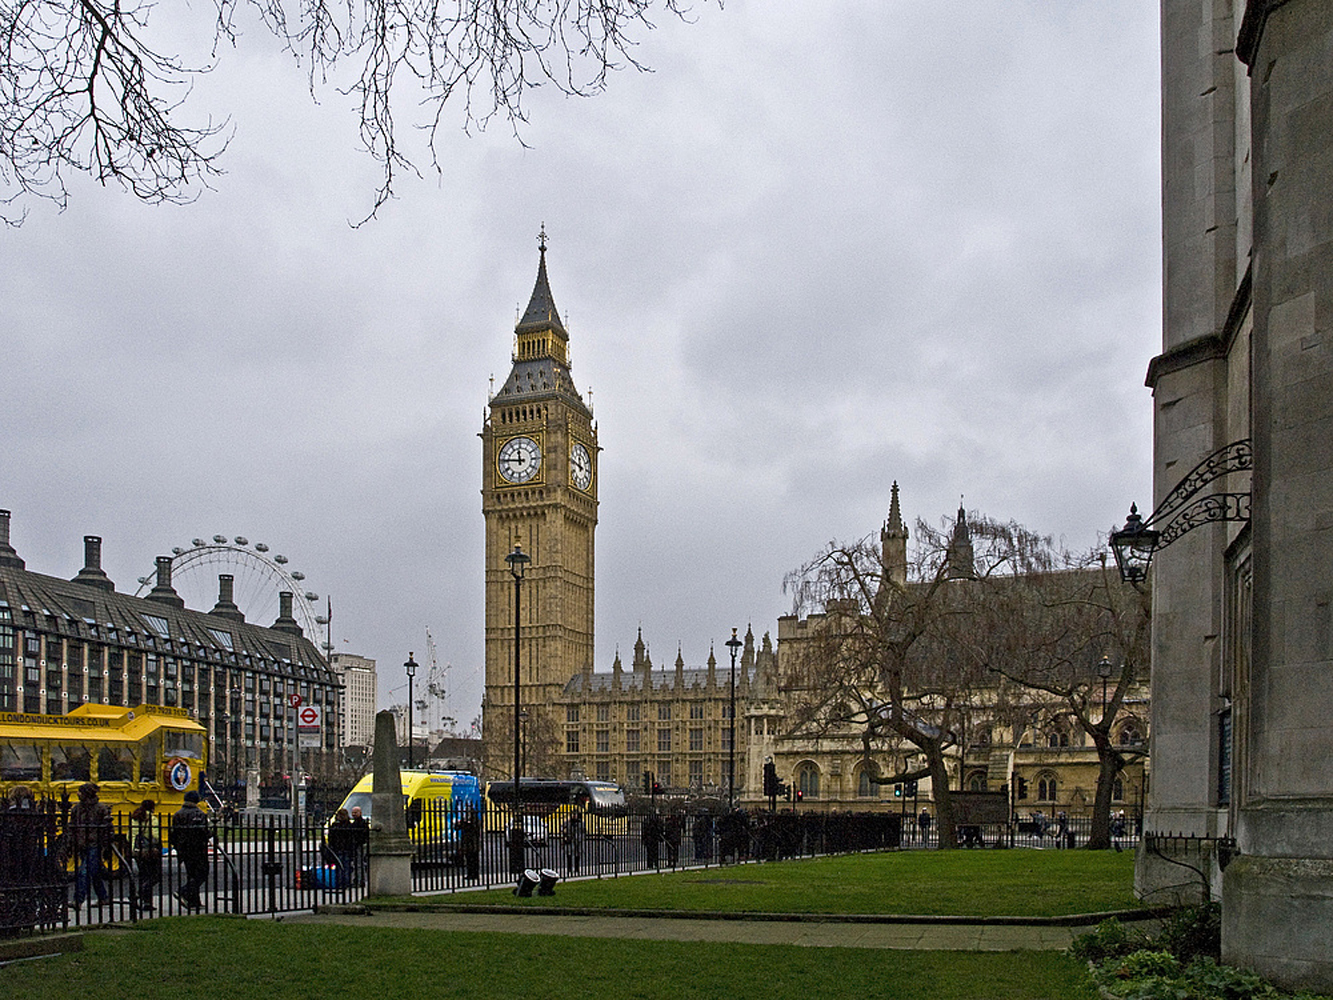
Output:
[0, 702, 208, 822]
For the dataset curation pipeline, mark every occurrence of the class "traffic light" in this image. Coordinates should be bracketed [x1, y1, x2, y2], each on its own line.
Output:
[763, 760, 778, 798]
[1016, 776, 1028, 799]
[894, 784, 902, 798]
[781, 781, 791, 801]
[904, 779, 918, 797]
[795, 789, 803, 803]
[652, 780, 663, 796]
[643, 770, 651, 795]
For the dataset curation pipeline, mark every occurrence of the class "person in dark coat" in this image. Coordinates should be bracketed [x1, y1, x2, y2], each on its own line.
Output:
[641, 810, 662, 868]
[561, 811, 586, 875]
[130, 799, 161, 913]
[69, 782, 111, 909]
[172, 790, 211, 910]
[692, 812, 714, 862]
[662, 812, 683, 868]
[458, 805, 481, 881]
[350, 806, 371, 885]
[326, 808, 354, 885]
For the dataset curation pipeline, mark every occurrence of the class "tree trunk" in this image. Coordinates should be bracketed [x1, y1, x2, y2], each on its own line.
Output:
[926, 750, 957, 849]
[1085, 737, 1118, 850]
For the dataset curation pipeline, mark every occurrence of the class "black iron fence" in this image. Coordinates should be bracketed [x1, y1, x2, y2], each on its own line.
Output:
[408, 806, 903, 893]
[898, 812, 1142, 850]
[1, 798, 1143, 933]
[0, 804, 365, 934]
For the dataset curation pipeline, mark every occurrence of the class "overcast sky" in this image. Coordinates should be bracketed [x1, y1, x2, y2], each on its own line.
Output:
[1, 2, 1161, 731]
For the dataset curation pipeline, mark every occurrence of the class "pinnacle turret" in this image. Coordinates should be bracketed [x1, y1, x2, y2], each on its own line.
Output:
[881, 481, 909, 587]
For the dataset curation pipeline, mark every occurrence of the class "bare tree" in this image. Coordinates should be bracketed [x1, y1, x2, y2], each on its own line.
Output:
[0, 0, 698, 222]
[782, 510, 1041, 849]
[481, 703, 561, 782]
[967, 551, 1150, 850]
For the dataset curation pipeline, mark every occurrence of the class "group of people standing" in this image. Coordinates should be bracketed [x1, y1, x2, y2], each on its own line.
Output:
[55, 782, 214, 913]
[325, 806, 371, 885]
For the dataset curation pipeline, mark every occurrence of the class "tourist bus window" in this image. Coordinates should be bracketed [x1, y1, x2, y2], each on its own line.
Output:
[164, 731, 203, 759]
[51, 744, 92, 781]
[0, 743, 42, 781]
[97, 745, 134, 782]
[139, 733, 162, 775]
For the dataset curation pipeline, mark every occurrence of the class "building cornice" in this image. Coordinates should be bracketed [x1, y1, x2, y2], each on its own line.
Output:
[1146, 264, 1251, 389]
[1237, 0, 1295, 69]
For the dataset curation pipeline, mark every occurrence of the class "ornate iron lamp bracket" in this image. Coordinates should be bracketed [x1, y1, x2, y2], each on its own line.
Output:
[1111, 439, 1251, 583]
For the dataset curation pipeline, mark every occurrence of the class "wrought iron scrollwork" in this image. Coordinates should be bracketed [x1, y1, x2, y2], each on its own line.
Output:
[1148, 439, 1251, 530]
[1112, 439, 1252, 583]
[1155, 492, 1251, 549]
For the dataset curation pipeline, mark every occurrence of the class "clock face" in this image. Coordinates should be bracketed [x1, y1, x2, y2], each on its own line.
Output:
[570, 442, 593, 491]
[497, 436, 542, 484]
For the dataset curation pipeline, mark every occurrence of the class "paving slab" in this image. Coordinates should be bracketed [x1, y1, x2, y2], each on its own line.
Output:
[283, 909, 1077, 951]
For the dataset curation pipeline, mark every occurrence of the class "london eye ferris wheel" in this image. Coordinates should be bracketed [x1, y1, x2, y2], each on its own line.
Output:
[133, 535, 331, 652]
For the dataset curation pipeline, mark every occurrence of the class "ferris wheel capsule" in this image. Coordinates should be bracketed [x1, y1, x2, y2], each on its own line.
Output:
[132, 538, 324, 641]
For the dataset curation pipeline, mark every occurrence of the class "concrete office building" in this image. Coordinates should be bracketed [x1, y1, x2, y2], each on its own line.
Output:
[330, 652, 377, 749]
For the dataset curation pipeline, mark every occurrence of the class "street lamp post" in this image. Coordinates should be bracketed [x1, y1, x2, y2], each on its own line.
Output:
[1097, 655, 1113, 725]
[725, 627, 743, 812]
[404, 654, 418, 768]
[519, 708, 529, 778]
[506, 542, 531, 874]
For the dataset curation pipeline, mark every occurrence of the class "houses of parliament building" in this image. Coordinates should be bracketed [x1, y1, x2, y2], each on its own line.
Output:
[480, 236, 1149, 816]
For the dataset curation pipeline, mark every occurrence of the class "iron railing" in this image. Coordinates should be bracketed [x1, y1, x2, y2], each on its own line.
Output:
[1, 798, 1144, 931]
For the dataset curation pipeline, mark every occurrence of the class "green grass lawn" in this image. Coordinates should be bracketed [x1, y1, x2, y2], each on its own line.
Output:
[417, 849, 1140, 918]
[1, 917, 1100, 1000]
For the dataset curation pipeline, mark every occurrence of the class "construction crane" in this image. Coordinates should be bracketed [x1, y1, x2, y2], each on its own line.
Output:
[424, 627, 456, 736]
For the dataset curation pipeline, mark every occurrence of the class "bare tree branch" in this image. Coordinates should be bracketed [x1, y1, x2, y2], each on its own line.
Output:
[0, 0, 705, 222]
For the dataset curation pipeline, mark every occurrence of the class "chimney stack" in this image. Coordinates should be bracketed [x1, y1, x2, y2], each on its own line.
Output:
[0, 510, 23, 570]
[146, 556, 185, 608]
[71, 535, 115, 592]
[272, 591, 303, 637]
[209, 574, 246, 622]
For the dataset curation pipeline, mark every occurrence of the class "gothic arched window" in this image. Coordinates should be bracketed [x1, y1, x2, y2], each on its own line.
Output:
[1037, 773, 1058, 802]
[798, 764, 820, 799]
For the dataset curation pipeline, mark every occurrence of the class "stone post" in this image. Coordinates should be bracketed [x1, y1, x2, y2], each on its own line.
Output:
[366, 709, 413, 896]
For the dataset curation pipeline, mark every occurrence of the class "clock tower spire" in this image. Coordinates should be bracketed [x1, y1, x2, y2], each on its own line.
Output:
[481, 230, 599, 776]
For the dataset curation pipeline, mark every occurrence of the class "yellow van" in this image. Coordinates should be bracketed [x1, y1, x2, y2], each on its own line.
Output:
[334, 769, 482, 842]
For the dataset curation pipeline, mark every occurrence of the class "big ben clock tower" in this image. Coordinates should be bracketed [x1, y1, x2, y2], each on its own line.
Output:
[482, 230, 598, 772]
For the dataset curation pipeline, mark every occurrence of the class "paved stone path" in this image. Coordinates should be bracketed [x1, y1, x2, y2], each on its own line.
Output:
[284, 908, 1086, 951]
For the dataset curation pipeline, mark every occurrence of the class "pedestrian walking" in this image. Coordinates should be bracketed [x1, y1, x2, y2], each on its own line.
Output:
[1055, 811, 1070, 849]
[69, 782, 111, 910]
[130, 799, 161, 913]
[562, 811, 585, 874]
[172, 790, 211, 910]
[917, 808, 932, 845]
